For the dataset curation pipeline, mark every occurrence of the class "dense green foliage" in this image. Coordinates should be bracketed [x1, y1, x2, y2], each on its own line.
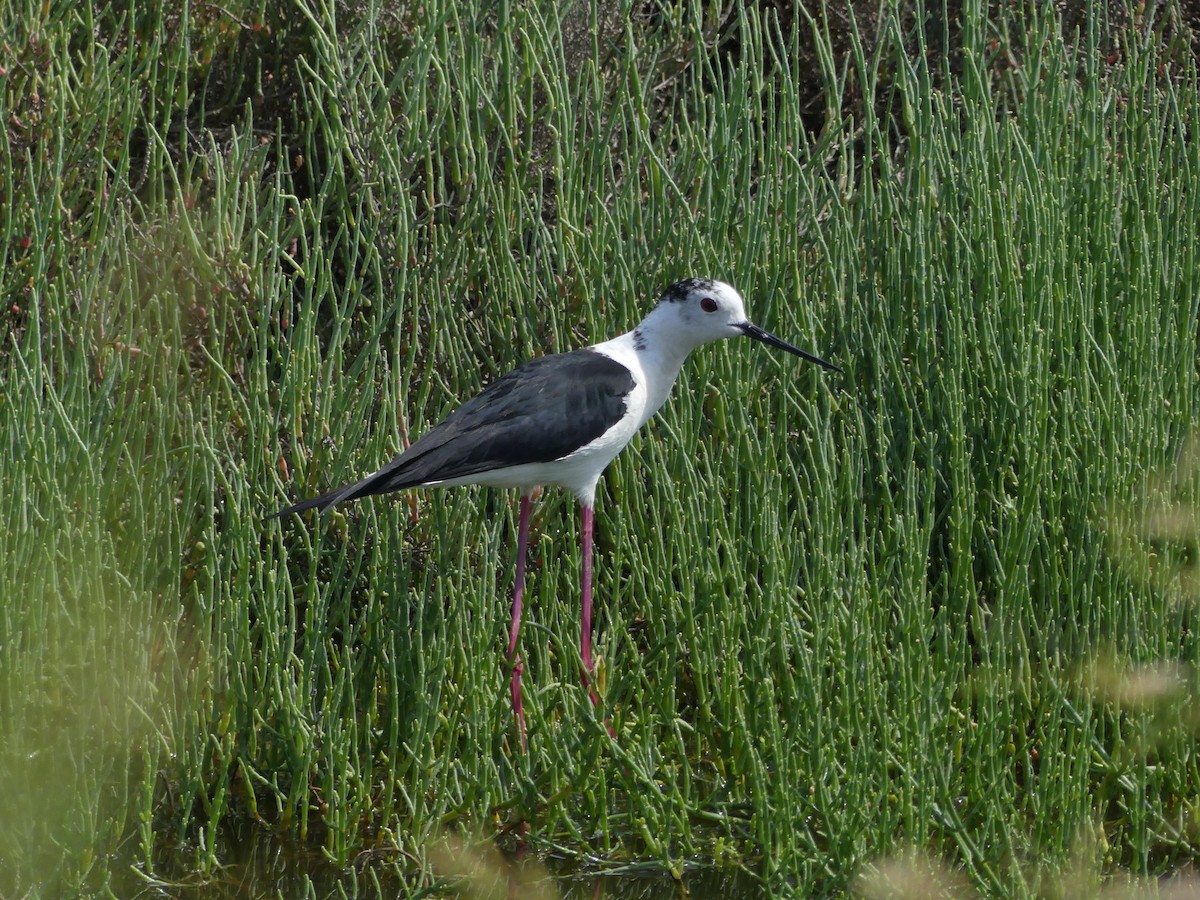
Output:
[3, 1, 1199, 896]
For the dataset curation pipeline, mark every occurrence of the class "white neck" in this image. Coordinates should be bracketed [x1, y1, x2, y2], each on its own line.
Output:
[590, 309, 701, 427]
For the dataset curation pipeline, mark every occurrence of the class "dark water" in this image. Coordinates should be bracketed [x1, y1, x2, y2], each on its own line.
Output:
[557, 866, 765, 899]
[123, 822, 766, 898]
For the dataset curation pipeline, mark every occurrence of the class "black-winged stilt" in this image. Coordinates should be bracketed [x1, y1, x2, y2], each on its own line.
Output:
[270, 278, 839, 743]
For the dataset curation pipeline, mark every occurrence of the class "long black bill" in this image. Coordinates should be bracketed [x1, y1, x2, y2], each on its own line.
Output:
[738, 322, 841, 373]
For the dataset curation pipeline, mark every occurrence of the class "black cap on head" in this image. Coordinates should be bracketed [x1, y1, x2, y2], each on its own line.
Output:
[659, 278, 717, 304]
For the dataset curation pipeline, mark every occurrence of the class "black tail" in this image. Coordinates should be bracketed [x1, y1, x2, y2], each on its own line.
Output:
[266, 465, 420, 522]
[264, 486, 346, 521]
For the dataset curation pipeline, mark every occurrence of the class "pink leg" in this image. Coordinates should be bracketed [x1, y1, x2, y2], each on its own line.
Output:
[580, 504, 600, 707]
[508, 493, 533, 747]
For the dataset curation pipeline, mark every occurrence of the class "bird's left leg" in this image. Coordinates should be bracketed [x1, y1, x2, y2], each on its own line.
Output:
[508, 492, 534, 747]
[579, 504, 600, 708]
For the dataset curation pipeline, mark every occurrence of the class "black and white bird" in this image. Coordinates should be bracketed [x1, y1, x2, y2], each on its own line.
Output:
[270, 278, 839, 743]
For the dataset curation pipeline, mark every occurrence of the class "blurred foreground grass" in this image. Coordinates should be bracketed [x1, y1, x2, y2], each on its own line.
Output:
[3, 1, 1200, 896]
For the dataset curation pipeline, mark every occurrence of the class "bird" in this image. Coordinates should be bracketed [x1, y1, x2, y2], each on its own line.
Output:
[269, 278, 839, 745]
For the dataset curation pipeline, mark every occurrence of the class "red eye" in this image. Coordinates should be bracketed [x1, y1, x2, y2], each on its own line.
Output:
[700, 297, 718, 313]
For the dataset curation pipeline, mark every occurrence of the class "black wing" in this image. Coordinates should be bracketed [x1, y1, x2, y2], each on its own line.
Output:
[268, 349, 634, 518]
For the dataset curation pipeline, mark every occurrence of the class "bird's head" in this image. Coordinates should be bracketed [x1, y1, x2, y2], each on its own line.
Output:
[650, 278, 840, 371]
